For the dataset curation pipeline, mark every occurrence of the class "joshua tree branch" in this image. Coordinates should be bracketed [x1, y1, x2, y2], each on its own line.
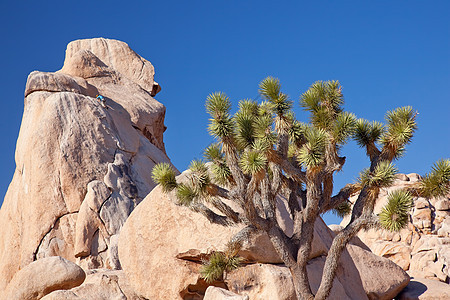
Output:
[191, 203, 233, 226]
[319, 183, 355, 214]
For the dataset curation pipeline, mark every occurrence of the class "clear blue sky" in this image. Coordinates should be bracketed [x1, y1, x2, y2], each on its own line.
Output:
[1, 1, 449, 225]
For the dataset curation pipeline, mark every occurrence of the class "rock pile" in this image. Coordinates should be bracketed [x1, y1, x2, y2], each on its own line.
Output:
[337, 173, 450, 299]
[340, 173, 450, 283]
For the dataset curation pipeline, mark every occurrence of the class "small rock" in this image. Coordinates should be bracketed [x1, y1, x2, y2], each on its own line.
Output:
[204, 286, 248, 300]
[435, 199, 450, 211]
[3, 256, 86, 300]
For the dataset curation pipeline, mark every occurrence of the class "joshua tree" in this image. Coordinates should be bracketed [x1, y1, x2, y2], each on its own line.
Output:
[152, 77, 450, 300]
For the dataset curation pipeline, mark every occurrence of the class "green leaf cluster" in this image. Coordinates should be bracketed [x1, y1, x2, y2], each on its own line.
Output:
[200, 250, 243, 283]
[240, 150, 267, 175]
[204, 143, 232, 186]
[379, 190, 413, 231]
[420, 159, 450, 198]
[188, 160, 211, 195]
[358, 161, 397, 188]
[259, 77, 292, 116]
[380, 106, 417, 156]
[151, 163, 177, 192]
[300, 80, 344, 130]
[354, 119, 385, 148]
[332, 201, 352, 218]
[296, 127, 328, 168]
[206, 92, 234, 139]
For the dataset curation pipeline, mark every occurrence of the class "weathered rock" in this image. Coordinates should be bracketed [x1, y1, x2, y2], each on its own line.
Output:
[118, 183, 266, 300]
[347, 244, 410, 300]
[41, 269, 143, 300]
[435, 199, 450, 211]
[225, 264, 298, 300]
[342, 174, 450, 284]
[204, 286, 248, 300]
[370, 241, 411, 270]
[3, 256, 85, 300]
[0, 38, 174, 290]
[397, 278, 450, 300]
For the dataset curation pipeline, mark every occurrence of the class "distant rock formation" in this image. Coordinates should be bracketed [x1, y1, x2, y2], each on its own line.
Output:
[0, 38, 174, 292]
[337, 173, 450, 298]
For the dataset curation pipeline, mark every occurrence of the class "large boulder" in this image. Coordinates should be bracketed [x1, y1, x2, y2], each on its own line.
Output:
[41, 270, 142, 300]
[2, 256, 85, 300]
[0, 38, 174, 290]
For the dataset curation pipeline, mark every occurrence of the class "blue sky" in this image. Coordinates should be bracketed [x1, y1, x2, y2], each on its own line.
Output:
[0, 1, 449, 224]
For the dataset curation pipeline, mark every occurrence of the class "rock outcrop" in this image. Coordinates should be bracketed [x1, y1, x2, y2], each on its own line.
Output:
[340, 173, 450, 284]
[3, 256, 86, 300]
[0, 38, 174, 290]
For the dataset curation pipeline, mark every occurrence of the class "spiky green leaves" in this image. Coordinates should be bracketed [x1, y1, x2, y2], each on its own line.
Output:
[204, 144, 232, 186]
[420, 159, 450, 198]
[332, 201, 352, 218]
[176, 183, 197, 206]
[204, 143, 224, 162]
[332, 112, 357, 144]
[300, 80, 344, 129]
[354, 119, 385, 148]
[206, 92, 234, 139]
[259, 77, 292, 116]
[151, 163, 177, 192]
[189, 160, 211, 195]
[206, 92, 232, 116]
[234, 106, 256, 150]
[240, 150, 267, 175]
[379, 190, 413, 231]
[358, 161, 398, 188]
[200, 242, 243, 283]
[381, 106, 417, 155]
[297, 127, 327, 168]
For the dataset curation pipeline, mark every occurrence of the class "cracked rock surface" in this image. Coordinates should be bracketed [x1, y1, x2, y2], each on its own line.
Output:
[0, 38, 175, 291]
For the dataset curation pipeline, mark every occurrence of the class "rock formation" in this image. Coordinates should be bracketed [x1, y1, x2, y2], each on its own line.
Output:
[0, 38, 173, 292]
[340, 173, 450, 282]
[337, 173, 450, 297]
[0, 38, 447, 299]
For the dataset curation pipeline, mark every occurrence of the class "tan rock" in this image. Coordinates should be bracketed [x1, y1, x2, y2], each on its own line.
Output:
[204, 286, 248, 300]
[397, 278, 450, 300]
[3, 256, 85, 300]
[347, 244, 410, 300]
[226, 259, 367, 300]
[62, 38, 158, 94]
[407, 173, 422, 182]
[395, 174, 410, 181]
[118, 183, 277, 299]
[411, 236, 450, 254]
[41, 270, 142, 300]
[225, 264, 297, 300]
[0, 38, 173, 289]
[370, 241, 411, 270]
[435, 199, 450, 211]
